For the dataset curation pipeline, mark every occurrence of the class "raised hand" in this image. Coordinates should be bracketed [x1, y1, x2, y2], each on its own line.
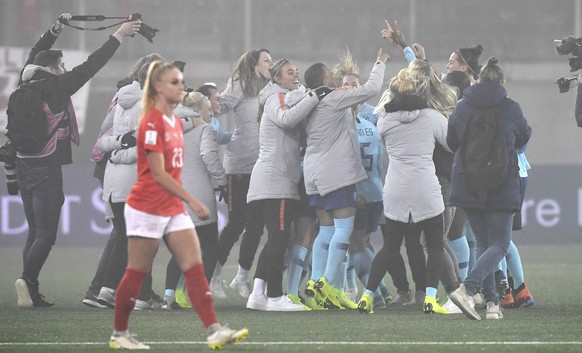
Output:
[377, 48, 390, 63]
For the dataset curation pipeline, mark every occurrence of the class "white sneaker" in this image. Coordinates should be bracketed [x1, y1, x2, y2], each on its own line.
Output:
[229, 278, 251, 299]
[345, 288, 358, 302]
[207, 325, 249, 350]
[265, 295, 309, 312]
[450, 284, 481, 320]
[133, 299, 152, 311]
[246, 293, 268, 311]
[109, 332, 150, 350]
[474, 292, 486, 308]
[97, 287, 116, 308]
[15, 279, 33, 308]
[210, 279, 227, 299]
[441, 297, 463, 314]
[486, 301, 504, 320]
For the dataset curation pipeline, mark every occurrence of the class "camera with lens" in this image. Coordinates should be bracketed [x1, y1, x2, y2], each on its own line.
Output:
[129, 13, 159, 43]
[555, 35, 582, 93]
[0, 140, 19, 195]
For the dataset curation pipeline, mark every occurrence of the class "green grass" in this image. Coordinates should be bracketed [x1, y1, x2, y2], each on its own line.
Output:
[0, 244, 581, 353]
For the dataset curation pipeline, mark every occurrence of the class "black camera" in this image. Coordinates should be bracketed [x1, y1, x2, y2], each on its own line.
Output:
[129, 13, 159, 43]
[556, 75, 578, 93]
[554, 36, 582, 57]
[0, 141, 19, 195]
[554, 35, 582, 92]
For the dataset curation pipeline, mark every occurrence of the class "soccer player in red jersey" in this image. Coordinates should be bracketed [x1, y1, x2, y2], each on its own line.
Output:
[108, 61, 248, 350]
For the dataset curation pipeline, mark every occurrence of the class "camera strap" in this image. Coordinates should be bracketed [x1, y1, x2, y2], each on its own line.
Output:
[60, 16, 130, 31]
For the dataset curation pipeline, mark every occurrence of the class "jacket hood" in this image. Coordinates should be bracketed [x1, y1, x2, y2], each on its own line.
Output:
[462, 81, 508, 108]
[116, 81, 142, 109]
[384, 94, 427, 124]
[21, 64, 53, 82]
[259, 81, 286, 106]
[174, 104, 198, 120]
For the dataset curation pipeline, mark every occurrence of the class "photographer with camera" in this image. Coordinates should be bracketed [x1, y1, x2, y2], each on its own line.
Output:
[575, 73, 582, 127]
[11, 12, 141, 309]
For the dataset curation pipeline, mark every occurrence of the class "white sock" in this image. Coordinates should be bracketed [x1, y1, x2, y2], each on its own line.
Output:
[251, 278, 265, 297]
[235, 265, 249, 283]
[212, 262, 223, 281]
[113, 330, 128, 337]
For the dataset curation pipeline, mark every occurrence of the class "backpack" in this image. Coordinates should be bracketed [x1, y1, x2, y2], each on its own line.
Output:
[457, 98, 515, 199]
[5, 80, 58, 154]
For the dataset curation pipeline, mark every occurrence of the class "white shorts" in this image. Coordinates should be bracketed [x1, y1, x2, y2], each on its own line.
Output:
[124, 204, 194, 239]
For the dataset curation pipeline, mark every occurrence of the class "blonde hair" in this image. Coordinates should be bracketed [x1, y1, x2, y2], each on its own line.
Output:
[181, 91, 206, 111]
[408, 59, 457, 118]
[141, 60, 175, 116]
[331, 48, 360, 85]
[376, 68, 416, 111]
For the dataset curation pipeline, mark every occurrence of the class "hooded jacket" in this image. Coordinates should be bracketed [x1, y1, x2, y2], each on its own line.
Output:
[303, 60, 386, 197]
[101, 81, 141, 203]
[247, 82, 319, 203]
[217, 74, 264, 174]
[177, 106, 227, 225]
[447, 81, 531, 211]
[17, 31, 123, 167]
[378, 95, 450, 223]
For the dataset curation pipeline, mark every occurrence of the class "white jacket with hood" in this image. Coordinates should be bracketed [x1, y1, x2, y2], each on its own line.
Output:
[247, 83, 319, 203]
[100, 81, 141, 203]
[176, 105, 227, 226]
[378, 105, 451, 223]
[303, 61, 385, 196]
[217, 75, 263, 175]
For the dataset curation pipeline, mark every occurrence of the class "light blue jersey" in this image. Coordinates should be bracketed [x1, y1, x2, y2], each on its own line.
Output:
[358, 103, 381, 126]
[211, 116, 233, 145]
[355, 117, 383, 203]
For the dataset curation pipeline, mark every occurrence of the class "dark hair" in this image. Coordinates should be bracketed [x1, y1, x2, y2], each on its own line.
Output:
[479, 57, 504, 84]
[33, 50, 63, 68]
[129, 53, 165, 81]
[227, 48, 270, 98]
[455, 44, 483, 80]
[304, 63, 328, 89]
[196, 84, 218, 98]
[443, 71, 471, 99]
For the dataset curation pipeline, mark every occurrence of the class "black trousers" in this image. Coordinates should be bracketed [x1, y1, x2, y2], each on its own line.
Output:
[104, 201, 152, 300]
[367, 214, 445, 294]
[215, 174, 264, 270]
[165, 222, 219, 288]
[253, 199, 297, 298]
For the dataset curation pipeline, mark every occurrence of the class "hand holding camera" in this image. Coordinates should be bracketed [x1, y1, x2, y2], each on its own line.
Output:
[56, 12, 159, 43]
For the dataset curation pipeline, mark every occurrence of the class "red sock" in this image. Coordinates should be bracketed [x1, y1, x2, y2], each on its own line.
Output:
[184, 264, 218, 328]
[113, 268, 147, 331]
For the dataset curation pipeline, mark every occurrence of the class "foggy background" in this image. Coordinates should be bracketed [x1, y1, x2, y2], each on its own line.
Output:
[1, 0, 581, 168]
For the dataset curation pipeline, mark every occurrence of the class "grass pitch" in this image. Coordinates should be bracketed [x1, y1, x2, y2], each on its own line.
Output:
[0, 243, 581, 353]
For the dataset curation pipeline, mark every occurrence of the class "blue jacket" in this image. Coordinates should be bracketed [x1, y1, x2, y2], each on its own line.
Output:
[447, 81, 531, 211]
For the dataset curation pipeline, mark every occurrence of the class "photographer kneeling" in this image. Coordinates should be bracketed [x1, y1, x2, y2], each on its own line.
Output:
[11, 12, 140, 308]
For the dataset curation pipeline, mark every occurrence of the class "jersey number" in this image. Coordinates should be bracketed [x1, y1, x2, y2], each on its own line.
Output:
[360, 142, 373, 172]
[172, 147, 183, 168]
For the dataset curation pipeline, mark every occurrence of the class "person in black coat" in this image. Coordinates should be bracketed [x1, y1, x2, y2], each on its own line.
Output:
[13, 12, 141, 308]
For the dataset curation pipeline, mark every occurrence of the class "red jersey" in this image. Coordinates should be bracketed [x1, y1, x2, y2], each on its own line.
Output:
[126, 109, 186, 216]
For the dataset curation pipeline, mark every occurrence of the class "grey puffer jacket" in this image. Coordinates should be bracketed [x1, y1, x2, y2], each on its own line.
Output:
[101, 81, 141, 203]
[217, 75, 263, 175]
[378, 95, 450, 223]
[247, 83, 319, 203]
[177, 106, 226, 225]
[303, 61, 385, 196]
